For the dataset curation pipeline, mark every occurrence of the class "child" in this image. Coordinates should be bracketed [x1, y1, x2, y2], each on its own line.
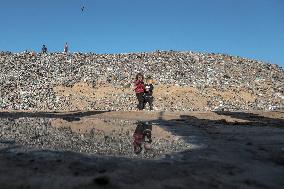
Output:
[143, 77, 154, 110]
[64, 42, 68, 54]
[134, 73, 145, 110]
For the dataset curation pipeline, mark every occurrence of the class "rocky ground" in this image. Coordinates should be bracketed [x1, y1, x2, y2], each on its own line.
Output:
[0, 110, 283, 189]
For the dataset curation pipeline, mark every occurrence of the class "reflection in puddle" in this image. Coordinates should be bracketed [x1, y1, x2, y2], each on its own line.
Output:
[0, 117, 194, 159]
[133, 121, 152, 154]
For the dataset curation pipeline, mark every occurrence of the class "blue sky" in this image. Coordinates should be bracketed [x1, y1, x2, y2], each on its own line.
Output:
[0, 0, 283, 67]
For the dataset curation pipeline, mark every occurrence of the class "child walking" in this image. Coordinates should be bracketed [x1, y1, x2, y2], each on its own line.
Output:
[134, 73, 145, 110]
[143, 77, 154, 110]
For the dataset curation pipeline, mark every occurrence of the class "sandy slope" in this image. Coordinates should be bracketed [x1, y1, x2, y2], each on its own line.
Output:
[53, 82, 259, 111]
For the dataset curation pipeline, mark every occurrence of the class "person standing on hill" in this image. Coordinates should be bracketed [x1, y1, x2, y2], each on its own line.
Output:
[134, 73, 145, 110]
[64, 42, 68, 54]
[42, 45, 47, 53]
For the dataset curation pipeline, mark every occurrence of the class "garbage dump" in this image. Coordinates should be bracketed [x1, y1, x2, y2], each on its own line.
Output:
[0, 51, 283, 111]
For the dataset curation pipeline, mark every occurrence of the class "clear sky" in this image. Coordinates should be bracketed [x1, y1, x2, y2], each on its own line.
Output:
[0, 0, 283, 67]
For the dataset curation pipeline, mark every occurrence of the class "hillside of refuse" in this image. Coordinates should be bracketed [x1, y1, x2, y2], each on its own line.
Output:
[0, 51, 283, 111]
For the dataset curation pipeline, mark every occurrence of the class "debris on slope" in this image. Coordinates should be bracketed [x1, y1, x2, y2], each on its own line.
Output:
[0, 51, 283, 111]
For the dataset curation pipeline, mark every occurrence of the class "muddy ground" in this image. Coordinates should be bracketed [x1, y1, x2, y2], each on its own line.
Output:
[0, 110, 284, 189]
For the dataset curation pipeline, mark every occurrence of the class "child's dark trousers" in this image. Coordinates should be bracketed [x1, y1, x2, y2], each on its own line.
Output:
[136, 93, 144, 110]
[144, 96, 153, 110]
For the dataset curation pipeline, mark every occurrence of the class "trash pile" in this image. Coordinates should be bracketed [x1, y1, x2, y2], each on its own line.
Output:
[0, 51, 283, 111]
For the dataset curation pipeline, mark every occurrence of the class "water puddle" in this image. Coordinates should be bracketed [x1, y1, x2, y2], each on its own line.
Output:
[0, 116, 199, 159]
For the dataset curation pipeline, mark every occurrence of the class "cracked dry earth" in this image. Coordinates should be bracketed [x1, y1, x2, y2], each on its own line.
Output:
[0, 110, 283, 189]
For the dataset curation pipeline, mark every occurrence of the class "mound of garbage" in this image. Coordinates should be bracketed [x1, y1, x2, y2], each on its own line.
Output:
[0, 51, 283, 111]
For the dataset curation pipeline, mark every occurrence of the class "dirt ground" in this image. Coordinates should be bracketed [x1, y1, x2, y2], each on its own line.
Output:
[0, 110, 284, 189]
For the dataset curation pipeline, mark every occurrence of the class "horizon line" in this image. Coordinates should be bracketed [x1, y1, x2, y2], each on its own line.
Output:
[0, 49, 281, 67]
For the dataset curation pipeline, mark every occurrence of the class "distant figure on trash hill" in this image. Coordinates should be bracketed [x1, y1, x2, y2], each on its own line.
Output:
[64, 42, 68, 54]
[42, 45, 47, 53]
[134, 73, 145, 110]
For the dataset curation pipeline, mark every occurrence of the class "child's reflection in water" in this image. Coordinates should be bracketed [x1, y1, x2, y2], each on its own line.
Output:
[133, 121, 152, 154]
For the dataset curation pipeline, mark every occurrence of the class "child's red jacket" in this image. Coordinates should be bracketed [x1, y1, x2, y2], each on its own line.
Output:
[134, 80, 145, 93]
